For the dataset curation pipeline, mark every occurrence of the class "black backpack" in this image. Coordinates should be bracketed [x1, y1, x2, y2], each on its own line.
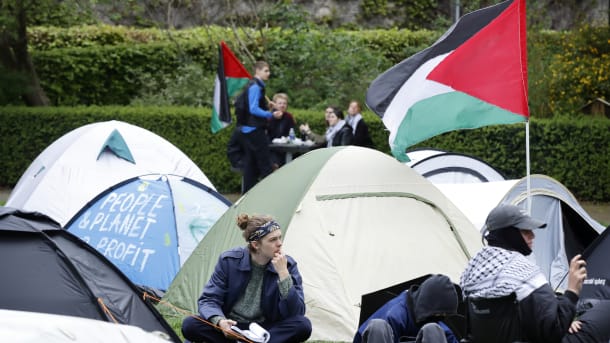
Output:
[234, 80, 253, 126]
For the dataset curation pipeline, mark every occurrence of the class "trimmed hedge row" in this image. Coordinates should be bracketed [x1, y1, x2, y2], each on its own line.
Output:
[26, 25, 610, 117]
[34, 41, 215, 105]
[1, 106, 608, 201]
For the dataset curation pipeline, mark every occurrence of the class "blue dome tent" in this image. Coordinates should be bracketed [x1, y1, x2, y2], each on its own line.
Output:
[65, 174, 230, 291]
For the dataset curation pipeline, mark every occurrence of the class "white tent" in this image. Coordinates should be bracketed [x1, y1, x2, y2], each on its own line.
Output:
[435, 180, 519, 231]
[163, 146, 482, 342]
[407, 149, 506, 183]
[0, 309, 172, 343]
[7, 120, 214, 226]
[436, 175, 605, 290]
[405, 148, 445, 165]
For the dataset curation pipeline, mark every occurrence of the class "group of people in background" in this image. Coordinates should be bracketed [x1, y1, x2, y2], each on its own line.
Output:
[227, 60, 375, 193]
[299, 100, 374, 149]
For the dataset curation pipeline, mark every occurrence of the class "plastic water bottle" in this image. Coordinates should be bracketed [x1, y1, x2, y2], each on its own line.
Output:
[288, 128, 295, 142]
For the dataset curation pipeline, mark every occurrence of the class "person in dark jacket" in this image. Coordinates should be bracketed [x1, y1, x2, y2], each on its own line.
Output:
[354, 274, 460, 343]
[345, 100, 374, 148]
[267, 93, 296, 168]
[460, 204, 609, 343]
[181, 213, 312, 343]
[299, 106, 353, 148]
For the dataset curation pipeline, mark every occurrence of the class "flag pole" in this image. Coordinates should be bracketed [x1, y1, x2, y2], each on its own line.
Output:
[526, 120, 531, 214]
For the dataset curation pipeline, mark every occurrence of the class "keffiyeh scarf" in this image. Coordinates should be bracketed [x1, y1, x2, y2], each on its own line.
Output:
[460, 246, 547, 301]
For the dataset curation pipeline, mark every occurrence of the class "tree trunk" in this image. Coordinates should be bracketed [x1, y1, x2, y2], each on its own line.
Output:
[0, 3, 50, 106]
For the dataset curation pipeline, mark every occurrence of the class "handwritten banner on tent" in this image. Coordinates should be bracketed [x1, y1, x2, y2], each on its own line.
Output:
[69, 179, 179, 290]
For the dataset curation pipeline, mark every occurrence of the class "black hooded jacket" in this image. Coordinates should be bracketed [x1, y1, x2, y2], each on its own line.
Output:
[407, 274, 459, 325]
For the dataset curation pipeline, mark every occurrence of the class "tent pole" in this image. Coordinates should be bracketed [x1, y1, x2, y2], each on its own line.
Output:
[526, 120, 531, 214]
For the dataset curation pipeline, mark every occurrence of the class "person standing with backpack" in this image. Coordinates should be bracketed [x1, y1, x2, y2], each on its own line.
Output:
[236, 61, 281, 193]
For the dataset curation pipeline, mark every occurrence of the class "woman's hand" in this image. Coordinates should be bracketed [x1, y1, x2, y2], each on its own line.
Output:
[299, 123, 311, 135]
[271, 251, 290, 281]
[218, 318, 237, 337]
[272, 110, 283, 119]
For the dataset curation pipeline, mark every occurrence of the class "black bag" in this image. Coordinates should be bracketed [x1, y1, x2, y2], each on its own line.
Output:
[234, 81, 253, 126]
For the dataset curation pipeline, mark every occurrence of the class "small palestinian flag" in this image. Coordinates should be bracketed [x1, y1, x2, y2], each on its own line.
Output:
[366, 0, 528, 161]
[211, 41, 252, 133]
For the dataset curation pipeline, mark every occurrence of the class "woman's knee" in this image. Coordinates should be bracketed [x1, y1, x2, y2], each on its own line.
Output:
[293, 315, 313, 340]
[181, 316, 202, 339]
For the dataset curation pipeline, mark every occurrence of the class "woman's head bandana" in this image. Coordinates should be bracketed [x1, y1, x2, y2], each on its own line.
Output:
[247, 220, 280, 242]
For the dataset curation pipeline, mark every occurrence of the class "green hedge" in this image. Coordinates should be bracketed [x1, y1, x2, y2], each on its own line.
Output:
[34, 41, 215, 105]
[417, 116, 610, 201]
[25, 25, 610, 117]
[1, 106, 608, 201]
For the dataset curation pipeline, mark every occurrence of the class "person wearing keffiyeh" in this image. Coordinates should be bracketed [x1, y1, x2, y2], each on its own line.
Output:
[460, 204, 610, 343]
[182, 213, 311, 343]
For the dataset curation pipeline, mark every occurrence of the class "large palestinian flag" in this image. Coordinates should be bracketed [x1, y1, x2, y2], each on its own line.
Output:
[366, 0, 528, 161]
[211, 41, 252, 133]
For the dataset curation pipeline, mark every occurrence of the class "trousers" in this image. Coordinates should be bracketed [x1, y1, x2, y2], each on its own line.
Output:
[362, 318, 448, 343]
[181, 315, 312, 343]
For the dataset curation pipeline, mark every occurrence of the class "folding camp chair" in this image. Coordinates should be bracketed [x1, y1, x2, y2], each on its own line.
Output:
[461, 293, 526, 343]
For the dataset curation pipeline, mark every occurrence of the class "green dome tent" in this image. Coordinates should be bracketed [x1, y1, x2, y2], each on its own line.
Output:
[162, 146, 482, 342]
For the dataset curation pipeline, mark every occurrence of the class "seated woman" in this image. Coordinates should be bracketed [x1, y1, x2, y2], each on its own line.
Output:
[345, 100, 374, 148]
[181, 213, 312, 343]
[267, 93, 296, 168]
[299, 106, 353, 148]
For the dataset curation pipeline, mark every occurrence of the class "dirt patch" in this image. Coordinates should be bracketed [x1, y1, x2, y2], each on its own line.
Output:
[581, 201, 610, 227]
[222, 193, 242, 203]
[0, 187, 10, 205]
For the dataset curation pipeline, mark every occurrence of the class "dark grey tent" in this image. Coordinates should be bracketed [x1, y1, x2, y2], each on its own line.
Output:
[0, 207, 180, 342]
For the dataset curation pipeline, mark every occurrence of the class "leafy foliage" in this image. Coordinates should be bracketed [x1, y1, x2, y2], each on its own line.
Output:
[24, 24, 610, 117]
[0, 65, 29, 104]
[360, 0, 450, 30]
[26, 25, 438, 109]
[264, 29, 388, 109]
[131, 62, 214, 107]
[257, 1, 313, 32]
[546, 26, 610, 116]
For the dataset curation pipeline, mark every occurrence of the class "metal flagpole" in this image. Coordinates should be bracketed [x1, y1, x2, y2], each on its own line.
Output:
[526, 120, 531, 214]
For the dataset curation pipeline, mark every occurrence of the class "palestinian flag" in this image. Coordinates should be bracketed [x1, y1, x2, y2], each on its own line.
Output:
[211, 41, 252, 133]
[366, 0, 528, 161]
